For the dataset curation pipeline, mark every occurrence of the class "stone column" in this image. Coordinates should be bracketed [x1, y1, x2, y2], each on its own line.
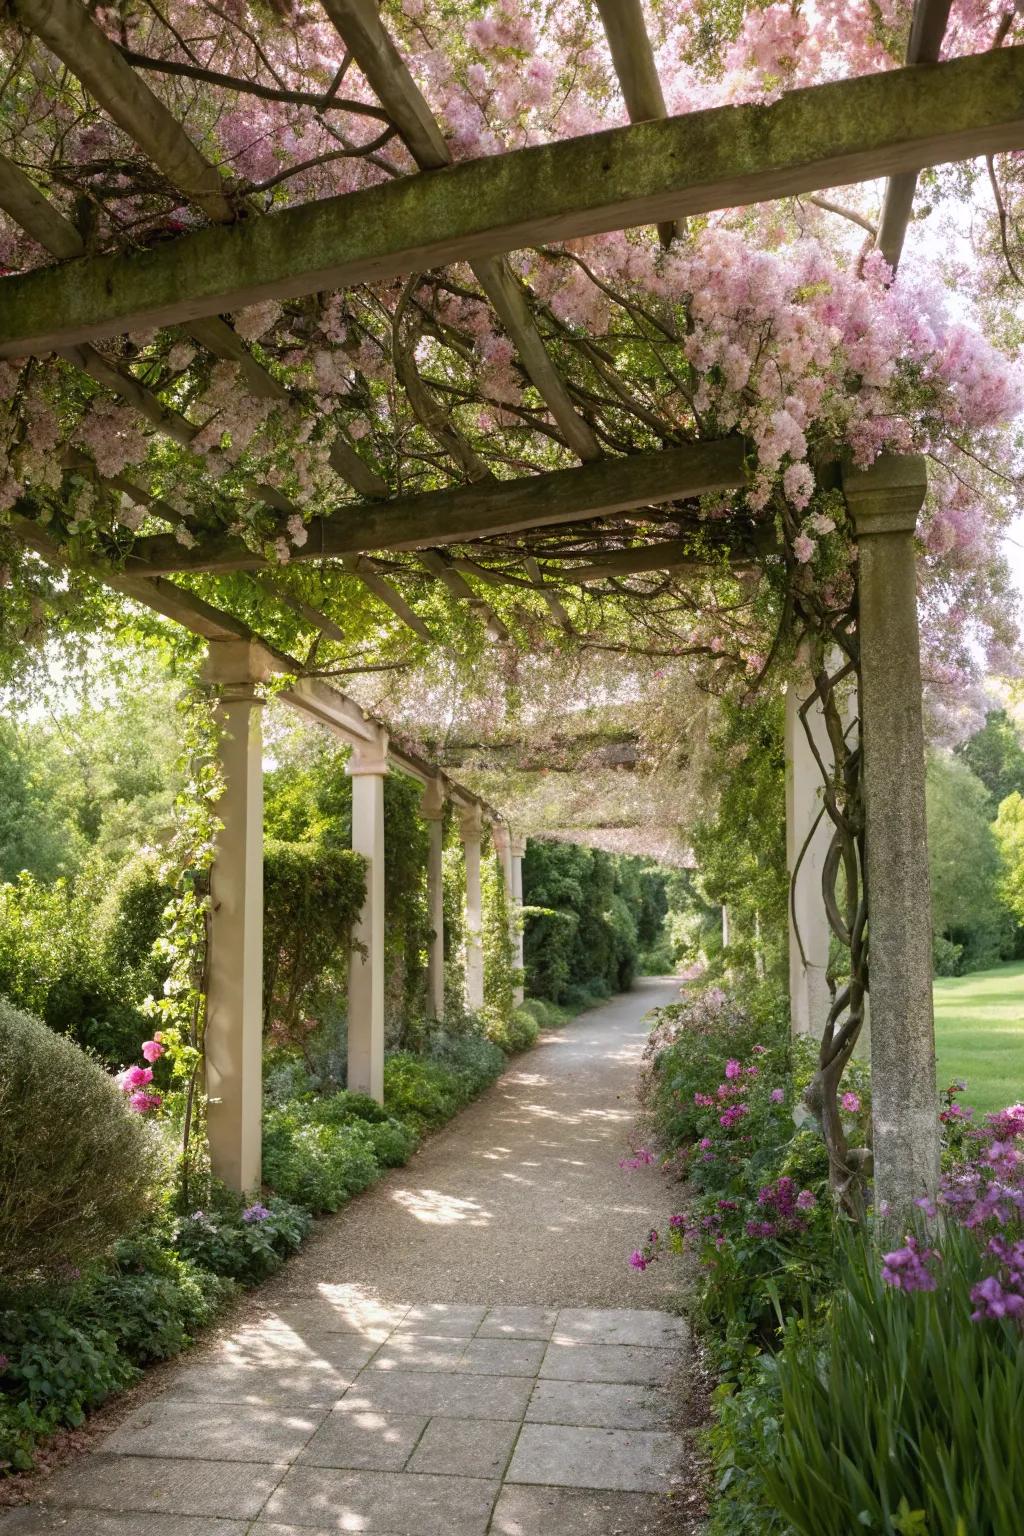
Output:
[421, 777, 446, 1022]
[203, 639, 269, 1194]
[492, 824, 523, 1007]
[459, 803, 485, 1013]
[510, 835, 526, 1006]
[843, 454, 939, 1212]
[785, 656, 834, 1039]
[347, 729, 389, 1102]
[721, 906, 730, 949]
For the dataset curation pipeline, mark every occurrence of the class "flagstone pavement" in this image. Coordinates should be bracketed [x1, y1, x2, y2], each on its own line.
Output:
[0, 979, 695, 1536]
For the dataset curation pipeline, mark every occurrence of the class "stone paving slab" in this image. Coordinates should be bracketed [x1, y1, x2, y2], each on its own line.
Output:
[165, 1361, 359, 1406]
[553, 1308, 688, 1349]
[506, 1423, 680, 1493]
[489, 1485, 672, 1535]
[476, 1307, 556, 1341]
[0, 1513, 249, 1536]
[259, 1467, 499, 1534]
[368, 1338, 468, 1373]
[297, 1411, 428, 1472]
[407, 1419, 518, 1479]
[525, 1378, 672, 1430]
[456, 1339, 546, 1377]
[100, 1399, 326, 1463]
[38, 1455, 285, 1521]
[338, 1370, 534, 1421]
[395, 1305, 487, 1337]
[212, 1332, 379, 1371]
[539, 1341, 677, 1386]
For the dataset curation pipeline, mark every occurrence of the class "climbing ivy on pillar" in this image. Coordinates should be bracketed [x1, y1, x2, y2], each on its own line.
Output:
[421, 777, 446, 1022]
[843, 454, 940, 1216]
[510, 834, 527, 1005]
[785, 647, 838, 1039]
[459, 803, 485, 1014]
[202, 638, 272, 1195]
[346, 727, 389, 1102]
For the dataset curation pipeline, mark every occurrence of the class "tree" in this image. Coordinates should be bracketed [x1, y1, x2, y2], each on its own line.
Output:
[927, 755, 1012, 974]
[955, 710, 1024, 809]
[994, 792, 1024, 932]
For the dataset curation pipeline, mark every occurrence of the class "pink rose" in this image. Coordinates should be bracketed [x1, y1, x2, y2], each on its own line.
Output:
[141, 1040, 165, 1063]
[128, 1091, 162, 1114]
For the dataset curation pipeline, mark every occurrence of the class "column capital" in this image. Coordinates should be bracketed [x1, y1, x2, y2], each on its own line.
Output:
[201, 637, 276, 689]
[842, 453, 927, 536]
[458, 801, 484, 841]
[420, 776, 446, 821]
[491, 822, 511, 857]
[347, 726, 390, 777]
[509, 835, 526, 860]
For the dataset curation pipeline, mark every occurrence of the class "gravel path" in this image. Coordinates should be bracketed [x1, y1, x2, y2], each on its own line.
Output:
[262, 974, 686, 1312]
[0, 979, 700, 1536]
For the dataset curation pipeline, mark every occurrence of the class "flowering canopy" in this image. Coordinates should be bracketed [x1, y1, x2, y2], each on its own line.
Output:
[0, 0, 1022, 788]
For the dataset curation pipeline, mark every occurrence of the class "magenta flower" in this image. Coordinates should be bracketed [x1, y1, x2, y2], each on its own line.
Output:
[719, 1103, 749, 1129]
[841, 1091, 861, 1113]
[669, 1213, 686, 1230]
[746, 1219, 777, 1238]
[117, 1063, 153, 1091]
[128, 1090, 162, 1113]
[751, 1044, 767, 1055]
[724, 1058, 742, 1080]
[770, 1088, 785, 1104]
[693, 1092, 715, 1108]
[881, 1235, 939, 1293]
[629, 1250, 649, 1271]
[795, 1189, 817, 1211]
[141, 1039, 165, 1063]
[698, 1137, 713, 1150]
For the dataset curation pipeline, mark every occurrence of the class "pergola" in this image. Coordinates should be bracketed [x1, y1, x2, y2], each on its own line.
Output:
[1, 0, 1018, 1212]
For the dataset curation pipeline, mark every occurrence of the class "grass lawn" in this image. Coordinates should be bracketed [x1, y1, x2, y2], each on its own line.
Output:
[934, 961, 1024, 1115]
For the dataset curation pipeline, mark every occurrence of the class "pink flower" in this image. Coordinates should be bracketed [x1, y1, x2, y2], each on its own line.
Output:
[116, 1064, 153, 1091]
[770, 1087, 785, 1104]
[795, 1190, 817, 1211]
[793, 532, 816, 564]
[141, 1040, 165, 1063]
[724, 1059, 742, 1080]
[693, 1092, 715, 1108]
[128, 1090, 162, 1114]
[841, 1092, 861, 1113]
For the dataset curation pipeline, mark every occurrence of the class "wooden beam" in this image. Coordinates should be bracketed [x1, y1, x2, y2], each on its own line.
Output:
[594, 0, 680, 248]
[12, 0, 236, 226]
[6, 48, 1021, 352]
[419, 549, 510, 643]
[552, 540, 753, 583]
[875, 0, 953, 272]
[523, 555, 573, 632]
[322, 0, 600, 461]
[342, 554, 441, 644]
[120, 440, 748, 574]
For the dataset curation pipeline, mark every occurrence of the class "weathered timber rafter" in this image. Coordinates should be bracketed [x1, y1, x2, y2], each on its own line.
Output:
[875, 0, 953, 271]
[419, 548, 511, 643]
[116, 440, 749, 575]
[321, 0, 600, 461]
[5, 49, 1023, 352]
[594, 0, 681, 249]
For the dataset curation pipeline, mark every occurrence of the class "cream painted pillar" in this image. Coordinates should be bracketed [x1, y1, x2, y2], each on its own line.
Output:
[721, 906, 731, 948]
[347, 729, 389, 1102]
[421, 777, 446, 1022]
[492, 824, 524, 1007]
[510, 835, 526, 1006]
[785, 658, 834, 1039]
[844, 454, 939, 1214]
[203, 639, 269, 1194]
[459, 804, 485, 1013]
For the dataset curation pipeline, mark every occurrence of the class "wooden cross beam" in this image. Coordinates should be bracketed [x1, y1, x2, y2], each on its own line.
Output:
[118, 440, 749, 575]
[3, 48, 1024, 354]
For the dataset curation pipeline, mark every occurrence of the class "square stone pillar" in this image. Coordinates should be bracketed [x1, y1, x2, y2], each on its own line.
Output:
[347, 729, 389, 1102]
[459, 803, 485, 1014]
[510, 835, 526, 1006]
[202, 639, 271, 1194]
[785, 656, 835, 1039]
[421, 777, 446, 1022]
[492, 824, 524, 1007]
[844, 454, 939, 1214]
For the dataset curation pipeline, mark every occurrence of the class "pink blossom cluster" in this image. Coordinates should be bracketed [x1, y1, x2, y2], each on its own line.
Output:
[114, 1037, 165, 1114]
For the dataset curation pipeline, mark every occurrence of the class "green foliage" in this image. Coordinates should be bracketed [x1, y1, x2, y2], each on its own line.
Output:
[956, 708, 1024, 808]
[383, 1034, 504, 1131]
[262, 1108, 380, 1214]
[758, 1225, 1024, 1536]
[690, 693, 788, 985]
[175, 1197, 311, 1283]
[0, 999, 168, 1286]
[76, 1229, 233, 1365]
[383, 773, 432, 1040]
[480, 836, 517, 1046]
[487, 1004, 540, 1054]
[995, 790, 1024, 930]
[928, 754, 1013, 973]
[521, 841, 670, 1004]
[263, 837, 366, 1047]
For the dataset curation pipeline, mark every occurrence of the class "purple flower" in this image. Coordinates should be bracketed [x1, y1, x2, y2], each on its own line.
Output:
[745, 1220, 777, 1238]
[698, 1137, 713, 1150]
[881, 1235, 939, 1293]
[770, 1088, 785, 1104]
[629, 1250, 649, 1271]
[751, 1044, 767, 1055]
[724, 1058, 742, 1080]
[795, 1189, 817, 1211]
[970, 1273, 1024, 1321]
[693, 1092, 715, 1108]
[243, 1203, 271, 1223]
[841, 1092, 861, 1114]
[669, 1213, 686, 1230]
[719, 1103, 749, 1129]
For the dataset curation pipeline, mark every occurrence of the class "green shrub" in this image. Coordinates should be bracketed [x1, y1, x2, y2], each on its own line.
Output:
[0, 1304, 138, 1470]
[484, 1004, 539, 1054]
[759, 1225, 1024, 1536]
[264, 839, 366, 1048]
[303, 1090, 419, 1166]
[427, 1030, 506, 1094]
[262, 1108, 380, 1214]
[176, 1195, 311, 1282]
[75, 1233, 232, 1365]
[0, 999, 168, 1286]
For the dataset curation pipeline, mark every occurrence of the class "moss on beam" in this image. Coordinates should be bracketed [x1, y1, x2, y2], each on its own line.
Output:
[3, 48, 1024, 354]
